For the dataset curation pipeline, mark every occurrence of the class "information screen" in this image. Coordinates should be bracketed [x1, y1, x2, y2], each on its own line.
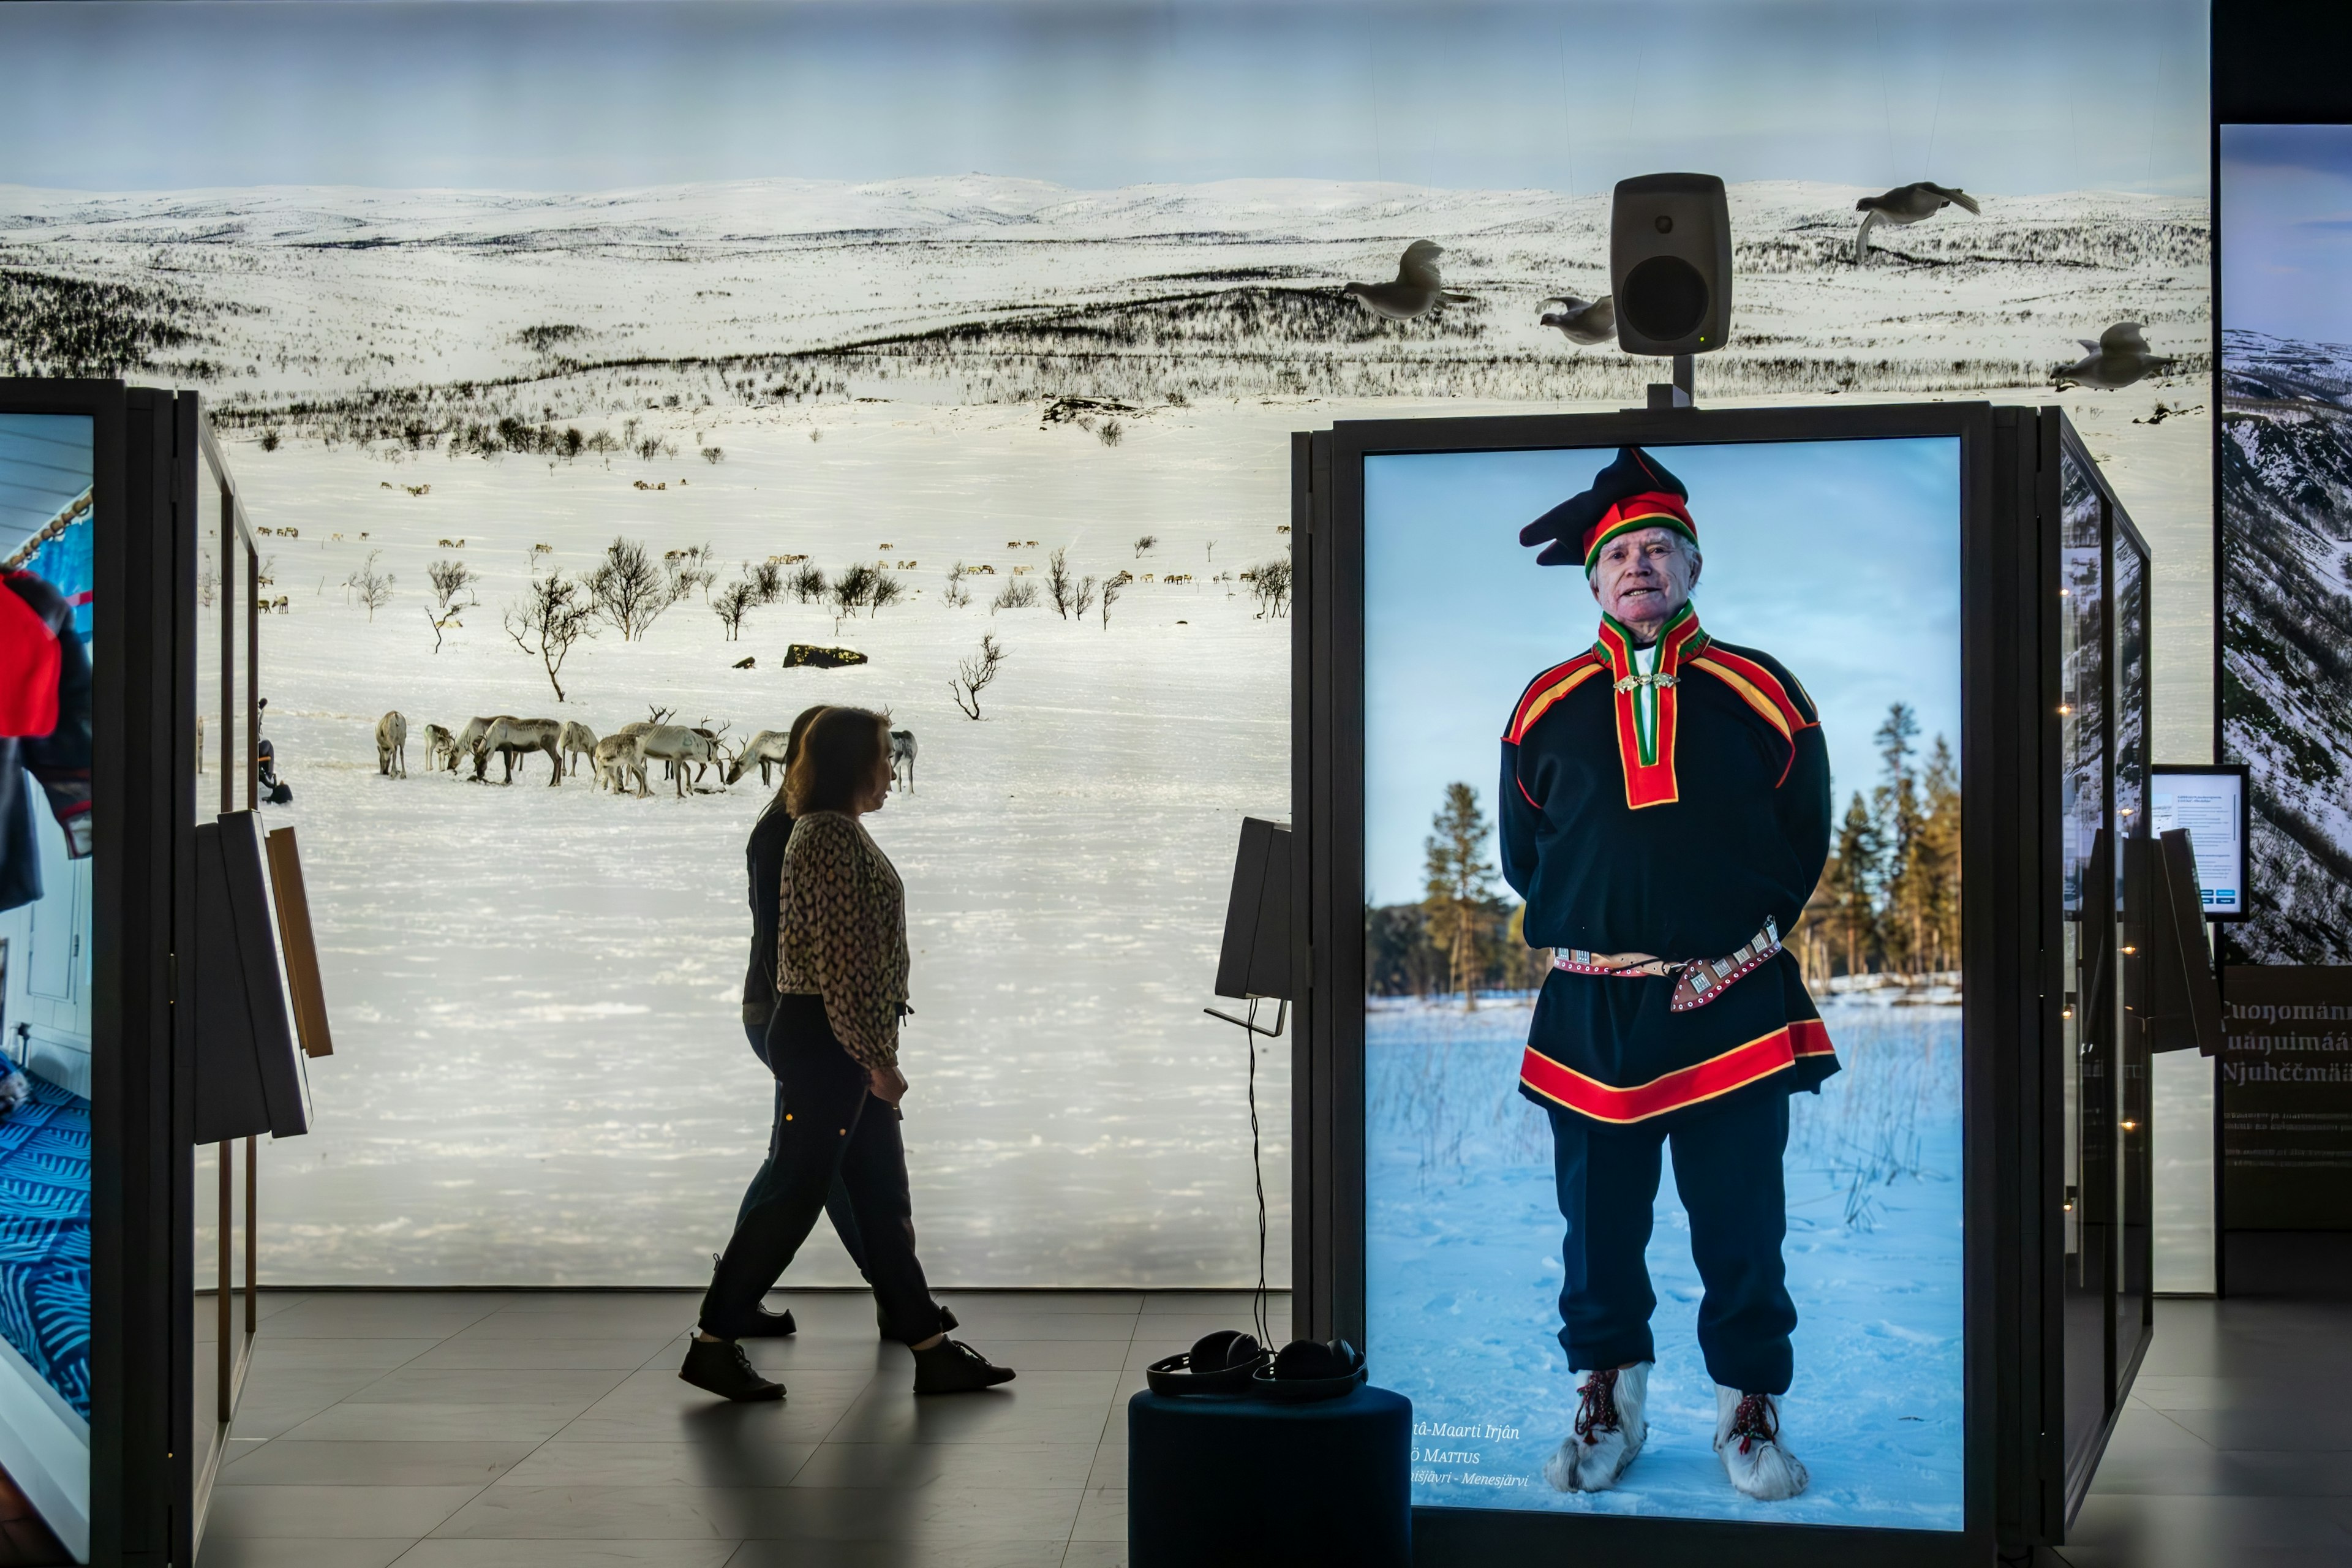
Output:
[1362, 436, 1963, 1529]
[2150, 768, 2247, 921]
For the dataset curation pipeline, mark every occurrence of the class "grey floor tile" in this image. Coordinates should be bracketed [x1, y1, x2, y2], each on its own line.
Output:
[824, 1393, 1113, 1448]
[724, 1542, 1070, 1568]
[202, 1483, 486, 1539]
[259, 1298, 511, 1338]
[789, 1441, 1098, 1491]
[952, 1339, 1130, 1373]
[221, 1440, 538, 1487]
[431, 1485, 779, 1540]
[944, 1293, 1143, 1316]
[498, 1439, 819, 1488]
[393, 1543, 741, 1567]
[2060, 1493, 2352, 1568]
[249, 1291, 315, 1323]
[228, 1370, 402, 1442]
[248, 1338, 445, 1372]
[403, 1336, 680, 1371]
[279, 1400, 601, 1444]
[194, 1537, 414, 1568]
[2164, 1408, 2352, 1452]
[454, 1309, 700, 1340]
[1085, 1446, 1126, 1491]
[347, 1368, 634, 1406]
[1069, 1488, 1125, 1543]
[1057, 1544, 1129, 1568]
[927, 1316, 1134, 1342]
[744, 1485, 1087, 1542]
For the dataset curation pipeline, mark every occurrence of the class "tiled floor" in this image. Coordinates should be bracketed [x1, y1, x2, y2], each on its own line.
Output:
[2053, 1297, 2352, 1568]
[196, 1287, 1289, 1568]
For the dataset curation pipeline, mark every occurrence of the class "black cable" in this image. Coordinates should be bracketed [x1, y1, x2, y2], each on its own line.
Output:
[1248, 997, 1269, 1348]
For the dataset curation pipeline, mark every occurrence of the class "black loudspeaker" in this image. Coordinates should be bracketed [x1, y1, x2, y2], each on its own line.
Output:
[1610, 173, 1733, 356]
[1213, 818, 1292, 1003]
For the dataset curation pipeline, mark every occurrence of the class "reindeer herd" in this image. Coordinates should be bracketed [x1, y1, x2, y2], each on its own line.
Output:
[375, 709, 916, 799]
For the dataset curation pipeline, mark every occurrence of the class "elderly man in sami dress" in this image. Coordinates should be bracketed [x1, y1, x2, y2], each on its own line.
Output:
[1499, 445, 1834, 1502]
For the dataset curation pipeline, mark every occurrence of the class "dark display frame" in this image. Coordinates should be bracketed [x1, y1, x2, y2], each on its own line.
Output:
[2146, 763, 2250, 924]
[0, 378, 187, 1565]
[1285, 401, 2155, 1562]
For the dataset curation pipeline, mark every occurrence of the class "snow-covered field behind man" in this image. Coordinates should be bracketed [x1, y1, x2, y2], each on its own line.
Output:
[1, 175, 2202, 1283]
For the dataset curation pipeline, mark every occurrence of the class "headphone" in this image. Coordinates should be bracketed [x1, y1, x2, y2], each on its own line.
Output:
[1253, 1338, 1366, 1403]
[1147, 1329, 1271, 1396]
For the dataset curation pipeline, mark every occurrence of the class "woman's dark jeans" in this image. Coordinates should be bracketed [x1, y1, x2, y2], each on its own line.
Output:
[741, 1021, 869, 1270]
[701, 995, 941, 1343]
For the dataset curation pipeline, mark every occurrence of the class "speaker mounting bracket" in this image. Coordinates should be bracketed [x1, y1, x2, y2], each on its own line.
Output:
[1645, 353, 1696, 412]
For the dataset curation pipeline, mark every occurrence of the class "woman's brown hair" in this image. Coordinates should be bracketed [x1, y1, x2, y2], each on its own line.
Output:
[785, 706, 891, 817]
[761, 704, 833, 821]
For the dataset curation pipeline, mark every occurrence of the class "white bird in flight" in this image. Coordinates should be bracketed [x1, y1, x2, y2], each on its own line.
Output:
[2055, 323, 2176, 390]
[1539, 295, 1615, 345]
[1343, 241, 1475, 321]
[1853, 182, 1981, 264]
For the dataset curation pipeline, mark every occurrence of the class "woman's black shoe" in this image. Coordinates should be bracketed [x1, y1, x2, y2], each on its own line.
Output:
[679, 1337, 785, 1401]
[878, 1300, 959, 1342]
[709, 1252, 796, 1336]
[912, 1338, 1016, 1394]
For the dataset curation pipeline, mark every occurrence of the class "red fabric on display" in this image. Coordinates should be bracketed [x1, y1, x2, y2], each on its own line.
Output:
[0, 578, 61, 739]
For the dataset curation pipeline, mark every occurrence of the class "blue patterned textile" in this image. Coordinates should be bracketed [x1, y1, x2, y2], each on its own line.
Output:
[0, 1076, 89, 1418]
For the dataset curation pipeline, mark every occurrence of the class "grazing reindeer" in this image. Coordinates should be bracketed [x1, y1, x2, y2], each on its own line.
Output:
[725, 729, 793, 788]
[559, 721, 599, 780]
[592, 733, 649, 797]
[635, 725, 717, 798]
[375, 711, 409, 778]
[473, 717, 564, 786]
[889, 729, 917, 793]
[423, 723, 458, 772]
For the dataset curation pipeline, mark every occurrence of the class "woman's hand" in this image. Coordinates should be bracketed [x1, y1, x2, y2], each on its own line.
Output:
[867, 1062, 908, 1107]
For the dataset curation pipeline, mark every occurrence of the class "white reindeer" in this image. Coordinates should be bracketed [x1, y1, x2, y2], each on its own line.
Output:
[375, 711, 409, 778]
[559, 720, 599, 780]
[422, 723, 458, 772]
[725, 729, 793, 787]
[592, 733, 649, 797]
[474, 717, 564, 786]
[634, 725, 717, 798]
[889, 729, 917, 792]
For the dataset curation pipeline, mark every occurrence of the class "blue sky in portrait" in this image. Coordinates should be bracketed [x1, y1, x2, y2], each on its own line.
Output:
[2223, 124, 2352, 348]
[1364, 436, 1960, 906]
[2, 1, 2203, 195]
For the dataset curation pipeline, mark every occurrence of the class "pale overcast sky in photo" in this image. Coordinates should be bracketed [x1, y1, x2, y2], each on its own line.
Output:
[3, 0, 2205, 195]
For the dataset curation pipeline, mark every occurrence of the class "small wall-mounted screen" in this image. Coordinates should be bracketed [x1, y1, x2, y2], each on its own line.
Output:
[1362, 435, 1962, 1529]
[2150, 770, 2245, 921]
[0, 410, 94, 1561]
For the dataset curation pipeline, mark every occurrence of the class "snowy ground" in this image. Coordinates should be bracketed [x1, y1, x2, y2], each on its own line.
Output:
[235, 402, 1294, 1286]
[0, 175, 2203, 1285]
[1366, 991, 1963, 1529]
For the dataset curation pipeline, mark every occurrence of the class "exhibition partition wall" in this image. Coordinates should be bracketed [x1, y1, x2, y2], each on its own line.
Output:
[0, 0, 2211, 1289]
[1291, 402, 2157, 1560]
[2214, 117, 2352, 1291]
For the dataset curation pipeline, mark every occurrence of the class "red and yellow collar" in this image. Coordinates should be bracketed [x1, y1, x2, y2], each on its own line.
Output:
[1596, 606, 1704, 808]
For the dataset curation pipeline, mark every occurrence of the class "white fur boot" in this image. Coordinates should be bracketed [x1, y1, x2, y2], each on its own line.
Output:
[1543, 1362, 1650, 1492]
[1714, 1386, 1808, 1501]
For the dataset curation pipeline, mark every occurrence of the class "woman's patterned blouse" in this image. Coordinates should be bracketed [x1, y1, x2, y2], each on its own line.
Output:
[777, 810, 908, 1070]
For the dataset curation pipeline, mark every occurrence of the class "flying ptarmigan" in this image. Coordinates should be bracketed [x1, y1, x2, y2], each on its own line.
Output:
[1853, 182, 1981, 264]
[1343, 241, 1475, 321]
[1539, 294, 1615, 345]
[2055, 323, 2176, 390]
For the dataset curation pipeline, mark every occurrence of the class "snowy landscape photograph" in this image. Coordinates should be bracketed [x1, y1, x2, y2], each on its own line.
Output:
[0, 0, 2206, 1287]
[2220, 123, 2352, 964]
[1362, 439, 1963, 1525]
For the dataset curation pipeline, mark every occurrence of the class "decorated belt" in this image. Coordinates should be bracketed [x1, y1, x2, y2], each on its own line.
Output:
[1551, 916, 1782, 1014]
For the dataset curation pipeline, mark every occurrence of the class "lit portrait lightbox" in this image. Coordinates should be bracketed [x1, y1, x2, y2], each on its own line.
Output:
[1289, 402, 2034, 1564]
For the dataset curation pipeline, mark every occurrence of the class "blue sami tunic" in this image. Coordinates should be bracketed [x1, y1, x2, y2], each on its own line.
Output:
[1499, 605, 1839, 1125]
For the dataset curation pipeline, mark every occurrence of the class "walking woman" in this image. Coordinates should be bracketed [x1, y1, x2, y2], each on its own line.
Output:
[684, 706, 1014, 1400]
[723, 704, 956, 1343]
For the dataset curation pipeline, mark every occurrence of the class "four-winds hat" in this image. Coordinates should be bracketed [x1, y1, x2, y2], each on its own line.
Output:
[1519, 445, 1696, 570]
